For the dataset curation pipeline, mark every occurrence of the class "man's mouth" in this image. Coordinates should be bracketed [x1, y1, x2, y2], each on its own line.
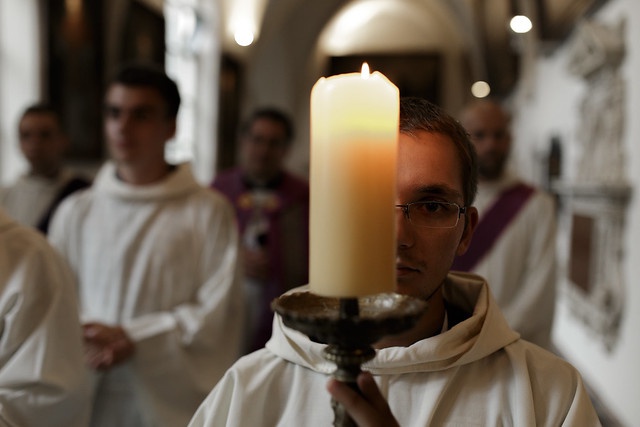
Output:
[396, 262, 420, 277]
[112, 139, 132, 147]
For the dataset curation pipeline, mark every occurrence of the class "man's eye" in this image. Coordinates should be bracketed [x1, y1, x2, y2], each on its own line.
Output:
[249, 135, 267, 145]
[104, 107, 119, 118]
[426, 202, 443, 213]
[133, 110, 153, 120]
[416, 202, 443, 214]
[472, 132, 485, 140]
[494, 131, 507, 140]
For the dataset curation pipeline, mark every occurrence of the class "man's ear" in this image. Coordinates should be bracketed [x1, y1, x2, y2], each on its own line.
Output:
[456, 206, 478, 256]
[58, 133, 70, 153]
[166, 118, 177, 140]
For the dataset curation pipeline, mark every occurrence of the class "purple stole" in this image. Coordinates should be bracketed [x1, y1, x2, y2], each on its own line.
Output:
[452, 182, 535, 272]
[212, 168, 310, 352]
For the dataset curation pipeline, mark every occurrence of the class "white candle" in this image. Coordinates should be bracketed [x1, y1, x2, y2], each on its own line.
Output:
[309, 64, 399, 297]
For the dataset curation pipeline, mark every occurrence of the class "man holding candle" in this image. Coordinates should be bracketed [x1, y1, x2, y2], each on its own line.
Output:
[189, 97, 598, 426]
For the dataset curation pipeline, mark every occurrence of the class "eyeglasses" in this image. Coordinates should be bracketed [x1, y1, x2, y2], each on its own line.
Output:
[246, 133, 287, 149]
[395, 201, 467, 229]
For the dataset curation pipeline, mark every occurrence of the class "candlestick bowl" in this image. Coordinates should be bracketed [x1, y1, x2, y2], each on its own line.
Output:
[271, 291, 428, 427]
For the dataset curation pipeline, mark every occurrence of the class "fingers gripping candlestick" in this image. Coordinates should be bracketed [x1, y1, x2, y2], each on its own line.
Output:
[273, 65, 427, 427]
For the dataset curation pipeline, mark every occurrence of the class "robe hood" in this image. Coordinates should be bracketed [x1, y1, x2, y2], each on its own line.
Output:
[266, 272, 520, 375]
[94, 161, 201, 201]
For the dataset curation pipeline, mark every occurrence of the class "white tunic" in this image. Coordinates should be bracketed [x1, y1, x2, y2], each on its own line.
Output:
[49, 162, 245, 427]
[189, 273, 599, 427]
[472, 173, 557, 349]
[0, 209, 90, 426]
[0, 168, 82, 228]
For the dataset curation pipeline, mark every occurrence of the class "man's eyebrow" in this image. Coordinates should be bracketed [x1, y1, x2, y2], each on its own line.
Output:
[103, 104, 159, 114]
[413, 184, 463, 201]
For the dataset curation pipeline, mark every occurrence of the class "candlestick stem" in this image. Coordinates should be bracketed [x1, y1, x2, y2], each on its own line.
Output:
[340, 297, 359, 319]
[324, 297, 372, 426]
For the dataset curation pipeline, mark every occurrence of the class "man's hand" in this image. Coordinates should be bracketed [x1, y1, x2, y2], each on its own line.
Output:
[326, 371, 400, 427]
[83, 322, 135, 370]
[242, 246, 270, 281]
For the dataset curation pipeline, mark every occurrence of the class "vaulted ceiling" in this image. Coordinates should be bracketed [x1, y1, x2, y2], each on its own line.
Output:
[467, 0, 609, 96]
[219, 0, 609, 99]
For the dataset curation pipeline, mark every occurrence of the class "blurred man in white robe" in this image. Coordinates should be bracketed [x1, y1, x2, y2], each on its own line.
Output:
[0, 104, 90, 234]
[0, 207, 90, 426]
[49, 63, 244, 427]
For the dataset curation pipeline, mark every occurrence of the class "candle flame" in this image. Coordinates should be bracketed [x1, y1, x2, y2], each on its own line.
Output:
[361, 62, 370, 78]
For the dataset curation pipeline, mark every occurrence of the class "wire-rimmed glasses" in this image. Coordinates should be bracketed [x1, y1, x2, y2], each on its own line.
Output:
[395, 201, 467, 229]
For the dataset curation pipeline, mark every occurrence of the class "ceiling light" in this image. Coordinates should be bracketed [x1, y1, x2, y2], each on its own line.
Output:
[471, 81, 491, 98]
[510, 15, 532, 34]
[234, 28, 255, 46]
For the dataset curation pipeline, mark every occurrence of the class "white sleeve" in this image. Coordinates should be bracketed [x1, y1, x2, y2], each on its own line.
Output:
[119, 197, 246, 398]
[0, 230, 90, 427]
[502, 192, 557, 347]
[121, 198, 244, 346]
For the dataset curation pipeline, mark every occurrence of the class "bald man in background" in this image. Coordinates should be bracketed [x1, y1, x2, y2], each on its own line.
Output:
[455, 99, 557, 350]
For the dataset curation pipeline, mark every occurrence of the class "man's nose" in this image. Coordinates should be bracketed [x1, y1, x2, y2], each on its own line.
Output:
[396, 209, 414, 248]
[115, 113, 134, 133]
[484, 131, 507, 146]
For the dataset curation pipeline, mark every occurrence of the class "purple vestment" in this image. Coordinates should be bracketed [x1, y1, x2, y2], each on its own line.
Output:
[212, 168, 309, 352]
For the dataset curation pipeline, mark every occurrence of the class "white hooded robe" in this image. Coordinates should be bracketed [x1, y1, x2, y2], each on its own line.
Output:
[0, 168, 86, 229]
[49, 162, 245, 427]
[472, 173, 557, 349]
[189, 273, 599, 427]
[0, 208, 90, 426]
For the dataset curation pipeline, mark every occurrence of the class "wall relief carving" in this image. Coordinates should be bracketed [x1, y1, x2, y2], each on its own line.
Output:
[568, 18, 626, 184]
[553, 17, 631, 351]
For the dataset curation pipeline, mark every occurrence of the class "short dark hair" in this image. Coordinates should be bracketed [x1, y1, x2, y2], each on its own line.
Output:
[109, 63, 181, 118]
[241, 107, 294, 144]
[399, 97, 478, 207]
[20, 103, 61, 123]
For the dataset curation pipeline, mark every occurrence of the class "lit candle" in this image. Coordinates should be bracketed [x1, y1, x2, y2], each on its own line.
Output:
[309, 64, 399, 297]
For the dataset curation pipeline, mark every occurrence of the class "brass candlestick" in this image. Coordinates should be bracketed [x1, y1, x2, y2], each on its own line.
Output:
[272, 291, 428, 427]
